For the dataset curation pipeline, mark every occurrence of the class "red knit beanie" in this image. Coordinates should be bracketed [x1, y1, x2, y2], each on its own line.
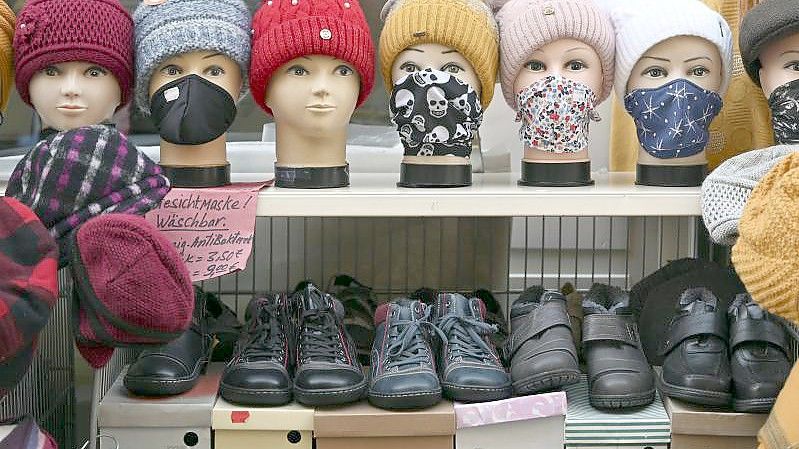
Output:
[13, 0, 134, 108]
[250, 0, 375, 115]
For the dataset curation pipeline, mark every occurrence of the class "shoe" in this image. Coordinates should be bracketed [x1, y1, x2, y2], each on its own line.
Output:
[327, 274, 378, 367]
[658, 288, 732, 407]
[506, 287, 580, 395]
[728, 294, 791, 413]
[582, 284, 655, 409]
[124, 287, 239, 396]
[368, 299, 441, 410]
[435, 293, 512, 403]
[293, 283, 368, 406]
[219, 293, 293, 406]
[561, 282, 584, 359]
[471, 289, 509, 350]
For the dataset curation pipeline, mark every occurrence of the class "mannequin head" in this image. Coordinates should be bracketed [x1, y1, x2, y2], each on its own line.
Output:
[28, 62, 121, 131]
[265, 55, 359, 138]
[390, 43, 481, 98]
[512, 38, 604, 100]
[148, 51, 243, 105]
[757, 33, 799, 99]
[626, 35, 724, 94]
[740, 0, 799, 95]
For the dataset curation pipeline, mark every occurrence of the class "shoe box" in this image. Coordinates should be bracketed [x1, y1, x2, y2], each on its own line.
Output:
[454, 391, 566, 449]
[97, 364, 223, 449]
[212, 398, 314, 449]
[564, 376, 671, 449]
[314, 400, 456, 449]
[663, 394, 767, 449]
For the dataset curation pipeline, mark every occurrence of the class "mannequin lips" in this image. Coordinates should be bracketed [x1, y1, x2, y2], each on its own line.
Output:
[306, 104, 336, 112]
[56, 104, 88, 113]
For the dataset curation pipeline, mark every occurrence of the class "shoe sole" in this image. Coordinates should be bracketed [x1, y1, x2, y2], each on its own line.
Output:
[513, 368, 581, 395]
[123, 360, 206, 397]
[368, 388, 442, 410]
[294, 379, 368, 406]
[442, 383, 512, 403]
[657, 370, 731, 407]
[219, 382, 293, 406]
[733, 397, 776, 413]
[590, 388, 656, 409]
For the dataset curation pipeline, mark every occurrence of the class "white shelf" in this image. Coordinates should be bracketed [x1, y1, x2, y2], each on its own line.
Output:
[0, 172, 702, 217]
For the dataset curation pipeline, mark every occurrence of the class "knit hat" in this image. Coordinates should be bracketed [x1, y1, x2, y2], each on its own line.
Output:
[0, 198, 59, 397]
[740, 0, 799, 86]
[379, 0, 499, 107]
[0, 2, 15, 113]
[701, 145, 797, 246]
[611, 0, 733, 100]
[495, 0, 615, 108]
[133, 0, 252, 114]
[732, 152, 799, 325]
[13, 0, 134, 108]
[69, 214, 194, 369]
[6, 125, 171, 268]
[250, 0, 375, 116]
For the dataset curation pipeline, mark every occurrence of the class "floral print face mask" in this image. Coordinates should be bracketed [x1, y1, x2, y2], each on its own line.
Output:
[515, 75, 600, 153]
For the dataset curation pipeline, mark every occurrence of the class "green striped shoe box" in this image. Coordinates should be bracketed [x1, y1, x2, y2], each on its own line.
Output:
[564, 376, 671, 449]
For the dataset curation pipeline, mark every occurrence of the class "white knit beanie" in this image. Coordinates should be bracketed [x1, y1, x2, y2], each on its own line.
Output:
[701, 145, 798, 246]
[611, 0, 733, 100]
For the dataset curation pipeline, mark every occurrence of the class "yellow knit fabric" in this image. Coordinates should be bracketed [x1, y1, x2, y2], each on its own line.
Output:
[378, 0, 499, 107]
[732, 152, 799, 326]
[609, 0, 774, 172]
[0, 1, 14, 112]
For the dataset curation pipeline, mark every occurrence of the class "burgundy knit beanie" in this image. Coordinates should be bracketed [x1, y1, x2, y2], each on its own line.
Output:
[0, 198, 58, 397]
[13, 0, 134, 108]
[249, 0, 375, 115]
[69, 214, 194, 369]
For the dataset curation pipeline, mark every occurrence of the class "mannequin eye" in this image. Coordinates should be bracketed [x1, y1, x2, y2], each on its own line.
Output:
[288, 65, 309, 76]
[643, 67, 667, 78]
[566, 60, 587, 71]
[335, 65, 354, 76]
[399, 62, 420, 73]
[85, 66, 108, 78]
[784, 61, 799, 72]
[689, 66, 709, 77]
[160, 65, 183, 77]
[43, 66, 60, 77]
[441, 63, 464, 74]
[205, 65, 226, 77]
[523, 60, 545, 72]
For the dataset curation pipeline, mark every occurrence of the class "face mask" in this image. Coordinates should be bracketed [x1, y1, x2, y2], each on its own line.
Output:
[768, 78, 799, 145]
[515, 75, 600, 153]
[149, 74, 237, 145]
[624, 78, 722, 159]
[389, 68, 482, 158]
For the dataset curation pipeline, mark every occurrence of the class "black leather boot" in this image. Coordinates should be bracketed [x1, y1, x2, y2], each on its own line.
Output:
[658, 288, 732, 406]
[368, 299, 441, 410]
[219, 293, 293, 406]
[728, 294, 791, 413]
[292, 283, 367, 406]
[582, 284, 655, 409]
[506, 287, 580, 395]
[124, 287, 239, 396]
[434, 293, 512, 402]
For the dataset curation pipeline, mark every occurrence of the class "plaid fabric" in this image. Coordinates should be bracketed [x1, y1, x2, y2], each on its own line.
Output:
[6, 124, 170, 268]
[0, 198, 59, 396]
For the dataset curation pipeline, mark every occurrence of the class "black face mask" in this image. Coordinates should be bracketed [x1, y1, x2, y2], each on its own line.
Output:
[149, 74, 237, 145]
[768, 77, 799, 145]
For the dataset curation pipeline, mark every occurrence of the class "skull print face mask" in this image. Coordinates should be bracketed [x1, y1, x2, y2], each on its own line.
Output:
[515, 75, 600, 153]
[389, 68, 482, 158]
[768, 78, 799, 145]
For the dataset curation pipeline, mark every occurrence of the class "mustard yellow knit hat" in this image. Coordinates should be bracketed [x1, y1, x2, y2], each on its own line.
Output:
[732, 151, 799, 325]
[0, 1, 14, 112]
[379, 0, 499, 107]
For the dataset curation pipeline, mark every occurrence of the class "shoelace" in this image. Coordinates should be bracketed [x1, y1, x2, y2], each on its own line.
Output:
[237, 303, 285, 362]
[300, 309, 346, 364]
[384, 307, 446, 371]
[437, 313, 498, 364]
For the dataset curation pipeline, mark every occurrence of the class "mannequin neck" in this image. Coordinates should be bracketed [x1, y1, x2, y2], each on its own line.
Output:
[524, 146, 589, 162]
[637, 145, 707, 166]
[274, 122, 347, 168]
[159, 134, 228, 168]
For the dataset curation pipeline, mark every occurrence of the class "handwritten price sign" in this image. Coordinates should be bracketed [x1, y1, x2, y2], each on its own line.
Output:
[146, 181, 271, 282]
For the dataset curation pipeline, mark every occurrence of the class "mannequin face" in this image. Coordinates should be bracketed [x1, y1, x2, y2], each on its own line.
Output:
[513, 38, 604, 97]
[29, 61, 121, 131]
[265, 55, 359, 136]
[391, 42, 481, 97]
[627, 35, 723, 93]
[148, 50, 242, 101]
[758, 33, 799, 98]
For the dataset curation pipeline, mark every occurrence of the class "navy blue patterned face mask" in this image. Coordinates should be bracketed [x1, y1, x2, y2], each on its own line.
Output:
[624, 79, 722, 159]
